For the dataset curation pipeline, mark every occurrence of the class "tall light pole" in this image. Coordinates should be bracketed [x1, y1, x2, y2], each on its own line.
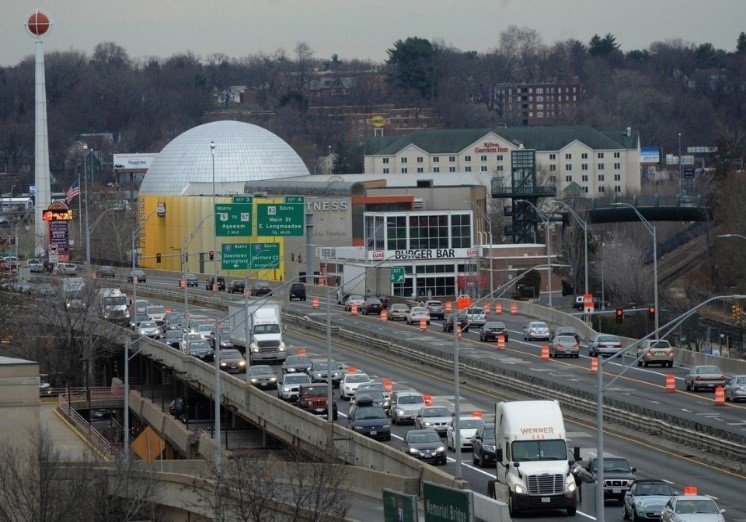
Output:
[678, 132, 683, 192]
[550, 201, 589, 296]
[83, 145, 93, 267]
[593, 294, 746, 522]
[516, 200, 553, 307]
[612, 202, 658, 332]
[210, 141, 218, 283]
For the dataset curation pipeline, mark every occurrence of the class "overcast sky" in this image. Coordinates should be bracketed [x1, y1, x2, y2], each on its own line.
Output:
[3, 0, 745, 66]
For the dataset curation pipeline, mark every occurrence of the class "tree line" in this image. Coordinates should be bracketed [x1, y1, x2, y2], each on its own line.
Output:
[0, 28, 744, 188]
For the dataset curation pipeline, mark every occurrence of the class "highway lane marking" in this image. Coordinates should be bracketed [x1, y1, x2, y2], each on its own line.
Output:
[291, 328, 746, 480]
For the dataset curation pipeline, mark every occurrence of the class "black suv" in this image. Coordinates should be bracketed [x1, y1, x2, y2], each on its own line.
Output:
[289, 282, 306, 301]
[206, 276, 226, 291]
[471, 422, 497, 467]
[585, 457, 636, 503]
[184, 273, 199, 287]
[228, 280, 245, 294]
[97, 265, 116, 278]
[251, 281, 272, 296]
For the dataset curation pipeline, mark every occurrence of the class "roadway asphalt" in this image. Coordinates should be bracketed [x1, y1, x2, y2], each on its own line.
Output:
[140, 294, 746, 522]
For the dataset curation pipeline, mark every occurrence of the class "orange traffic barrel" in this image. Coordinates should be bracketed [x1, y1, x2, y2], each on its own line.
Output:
[665, 374, 676, 393]
[590, 357, 598, 374]
[510, 302, 518, 315]
[423, 394, 433, 406]
[419, 318, 427, 331]
[312, 296, 319, 309]
[495, 303, 502, 314]
[715, 386, 725, 406]
[351, 304, 358, 316]
[456, 325, 462, 338]
[472, 410, 483, 418]
[497, 334, 506, 350]
[484, 302, 491, 313]
[347, 366, 357, 374]
[296, 348, 307, 356]
[380, 309, 388, 321]
[541, 345, 550, 360]
[444, 301, 452, 312]
[382, 378, 393, 391]
[683, 485, 698, 495]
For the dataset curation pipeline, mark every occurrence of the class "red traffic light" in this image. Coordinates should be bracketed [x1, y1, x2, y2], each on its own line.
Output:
[648, 306, 656, 319]
[156, 253, 162, 263]
[615, 308, 623, 324]
[209, 250, 215, 261]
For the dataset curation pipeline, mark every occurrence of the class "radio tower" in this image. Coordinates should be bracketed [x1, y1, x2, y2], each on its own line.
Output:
[26, 10, 52, 256]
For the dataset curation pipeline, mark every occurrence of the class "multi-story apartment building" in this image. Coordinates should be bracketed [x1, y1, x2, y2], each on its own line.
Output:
[493, 79, 582, 125]
[364, 125, 641, 196]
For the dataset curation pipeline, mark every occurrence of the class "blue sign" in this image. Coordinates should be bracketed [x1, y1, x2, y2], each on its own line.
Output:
[640, 147, 660, 164]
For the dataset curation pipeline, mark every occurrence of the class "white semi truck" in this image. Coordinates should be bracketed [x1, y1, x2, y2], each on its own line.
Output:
[228, 301, 287, 363]
[490, 400, 578, 517]
[98, 288, 130, 325]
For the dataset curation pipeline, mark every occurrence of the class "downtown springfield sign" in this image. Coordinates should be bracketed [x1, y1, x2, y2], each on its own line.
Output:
[137, 194, 306, 281]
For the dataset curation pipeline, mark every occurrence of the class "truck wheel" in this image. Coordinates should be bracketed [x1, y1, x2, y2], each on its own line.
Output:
[508, 491, 517, 517]
[473, 453, 479, 465]
[480, 453, 486, 468]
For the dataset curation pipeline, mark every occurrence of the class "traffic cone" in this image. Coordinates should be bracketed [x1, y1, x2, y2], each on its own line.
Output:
[312, 296, 319, 309]
[296, 348, 307, 355]
[382, 379, 393, 391]
[714, 386, 726, 406]
[665, 374, 676, 393]
[484, 302, 491, 313]
[495, 303, 502, 314]
[456, 325, 462, 339]
[510, 302, 518, 315]
[380, 309, 388, 321]
[423, 394, 432, 406]
[497, 334, 506, 350]
[351, 304, 358, 316]
[347, 366, 357, 374]
[590, 358, 598, 374]
[445, 301, 452, 312]
[419, 318, 427, 331]
[541, 345, 550, 360]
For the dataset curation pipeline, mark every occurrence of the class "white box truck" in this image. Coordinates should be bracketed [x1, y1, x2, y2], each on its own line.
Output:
[229, 301, 287, 363]
[98, 288, 130, 325]
[491, 400, 578, 517]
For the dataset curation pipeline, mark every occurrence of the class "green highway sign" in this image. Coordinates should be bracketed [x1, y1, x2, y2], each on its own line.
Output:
[257, 202, 305, 237]
[284, 195, 304, 204]
[250, 242, 280, 269]
[391, 266, 405, 284]
[215, 203, 252, 237]
[422, 482, 473, 522]
[221, 242, 281, 270]
[233, 196, 253, 204]
[221, 243, 251, 270]
[383, 489, 418, 522]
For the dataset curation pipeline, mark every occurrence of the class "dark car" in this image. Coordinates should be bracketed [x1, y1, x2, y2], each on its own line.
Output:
[298, 383, 338, 420]
[289, 282, 306, 301]
[213, 326, 233, 350]
[479, 321, 509, 342]
[215, 349, 246, 374]
[282, 355, 313, 374]
[361, 297, 383, 315]
[347, 396, 391, 441]
[162, 329, 183, 348]
[585, 457, 637, 503]
[228, 280, 245, 294]
[443, 312, 469, 333]
[247, 365, 278, 389]
[126, 269, 146, 283]
[185, 340, 212, 360]
[402, 429, 446, 465]
[623, 480, 677, 521]
[97, 265, 116, 278]
[309, 360, 342, 386]
[250, 281, 272, 296]
[184, 273, 199, 287]
[471, 423, 497, 467]
[206, 276, 226, 291]
[164, 313, 184, 330]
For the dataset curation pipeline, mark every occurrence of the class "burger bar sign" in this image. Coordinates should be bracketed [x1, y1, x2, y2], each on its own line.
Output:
[369, 248, 477, 261]
[475, 141, 509, 153]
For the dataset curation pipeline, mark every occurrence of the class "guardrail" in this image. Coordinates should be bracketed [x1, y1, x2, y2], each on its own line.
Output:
[57, 394, 120, 457]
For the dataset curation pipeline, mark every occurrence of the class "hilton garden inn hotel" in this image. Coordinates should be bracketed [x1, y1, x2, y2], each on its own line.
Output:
[364, 125, 642, 195]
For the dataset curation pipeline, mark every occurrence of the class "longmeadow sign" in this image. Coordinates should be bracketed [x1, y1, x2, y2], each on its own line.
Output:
[369, 248, 477, 261]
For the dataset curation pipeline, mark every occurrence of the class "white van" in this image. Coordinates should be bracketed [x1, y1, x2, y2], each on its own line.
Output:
[493, 400, 577, 517]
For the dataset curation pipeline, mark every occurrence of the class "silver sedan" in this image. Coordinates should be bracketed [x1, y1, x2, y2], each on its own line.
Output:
[725, 375, 746, 402]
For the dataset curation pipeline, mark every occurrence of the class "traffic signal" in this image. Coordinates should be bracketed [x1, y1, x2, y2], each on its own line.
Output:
[648, 306, 656, 321]
[291, 253, 295, 262]
[297, 254, 302, 263]
[209, 250, 214, 261]
[156, 253, 161, 263]
[732, 305, 743, 321]
[615, 308, 624, 324]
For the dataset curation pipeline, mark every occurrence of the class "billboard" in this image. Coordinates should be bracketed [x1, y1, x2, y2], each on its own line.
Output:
[113, 153, 157, 173]
[640, 147, 660, 164]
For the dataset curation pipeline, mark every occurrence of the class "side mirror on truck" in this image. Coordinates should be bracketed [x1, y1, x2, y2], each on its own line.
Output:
[496, 448, 503, 462]
[573, 446, 581, 462]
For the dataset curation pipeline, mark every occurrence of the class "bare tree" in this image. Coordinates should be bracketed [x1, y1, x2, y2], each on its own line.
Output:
[595, 228, 653, 306]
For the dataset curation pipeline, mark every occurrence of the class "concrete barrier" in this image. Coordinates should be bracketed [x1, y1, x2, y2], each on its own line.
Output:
[128, 390, 196, 457]
[675, 349, 746, 376]
[473, 491, 510, 522]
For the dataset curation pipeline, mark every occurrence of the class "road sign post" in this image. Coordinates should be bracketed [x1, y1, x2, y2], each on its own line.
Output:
[215, 203, 252, 237]
[391, 266, 405, 284]
[256, 197, 305, 236]
[382, 489, 418, 522]
[422, 482, 473, 522]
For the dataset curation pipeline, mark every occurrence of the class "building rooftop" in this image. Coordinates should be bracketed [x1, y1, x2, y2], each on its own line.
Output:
[0, 356, 36, 366]
[364, 126, 639, 156]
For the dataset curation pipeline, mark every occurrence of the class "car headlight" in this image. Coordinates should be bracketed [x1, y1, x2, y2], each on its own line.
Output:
[484, 445, 495, 451]
[514, 484, 526, 494]
[251, 347, 260, 353]
[238, 361, 246, 366]
[250, 378, 258, 383]
[424, 422, 431, 426]
[283, 387, 291, 392]
[270, 377, 277, 382]
[408, 447, 419, 454]
[279, 342, 286, 352]
[566, 478, 576, 492]
[103, 312, 110, 318]
[220, 362, 227, 367]
[354, 425, 366, 431]
[383, 401, 390, 407]
[436, 446, 445, 453]
[287, 367, 296, 372]
[636, 500, 644, 508]
[396, 409, 405, 416]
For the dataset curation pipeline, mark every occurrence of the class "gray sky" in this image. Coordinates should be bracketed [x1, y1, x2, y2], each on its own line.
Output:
[3, 0, 744, 66]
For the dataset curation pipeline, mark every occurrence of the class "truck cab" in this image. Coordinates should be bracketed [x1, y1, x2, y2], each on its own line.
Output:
[493, 400, 577, 517]
[229, 301, 287, 363]
[98, 288, 130, 325]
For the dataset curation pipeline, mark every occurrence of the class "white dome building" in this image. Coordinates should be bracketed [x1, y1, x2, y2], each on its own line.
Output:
[139, 120, 310, 195]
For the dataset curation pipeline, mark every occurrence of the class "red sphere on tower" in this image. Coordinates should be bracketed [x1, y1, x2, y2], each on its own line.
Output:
[26, 10, 51, 37]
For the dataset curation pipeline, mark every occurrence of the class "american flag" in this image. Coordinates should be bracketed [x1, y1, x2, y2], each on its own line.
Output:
[65, 179, 80, 204]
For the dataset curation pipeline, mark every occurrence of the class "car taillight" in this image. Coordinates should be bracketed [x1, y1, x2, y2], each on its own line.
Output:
[615, 343, 622, 347]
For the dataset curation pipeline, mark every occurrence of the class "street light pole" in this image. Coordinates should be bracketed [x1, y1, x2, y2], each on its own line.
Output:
[612, 203, 658, 332]
[83, 146, 92, 267]
[210, 141, 218, 284]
